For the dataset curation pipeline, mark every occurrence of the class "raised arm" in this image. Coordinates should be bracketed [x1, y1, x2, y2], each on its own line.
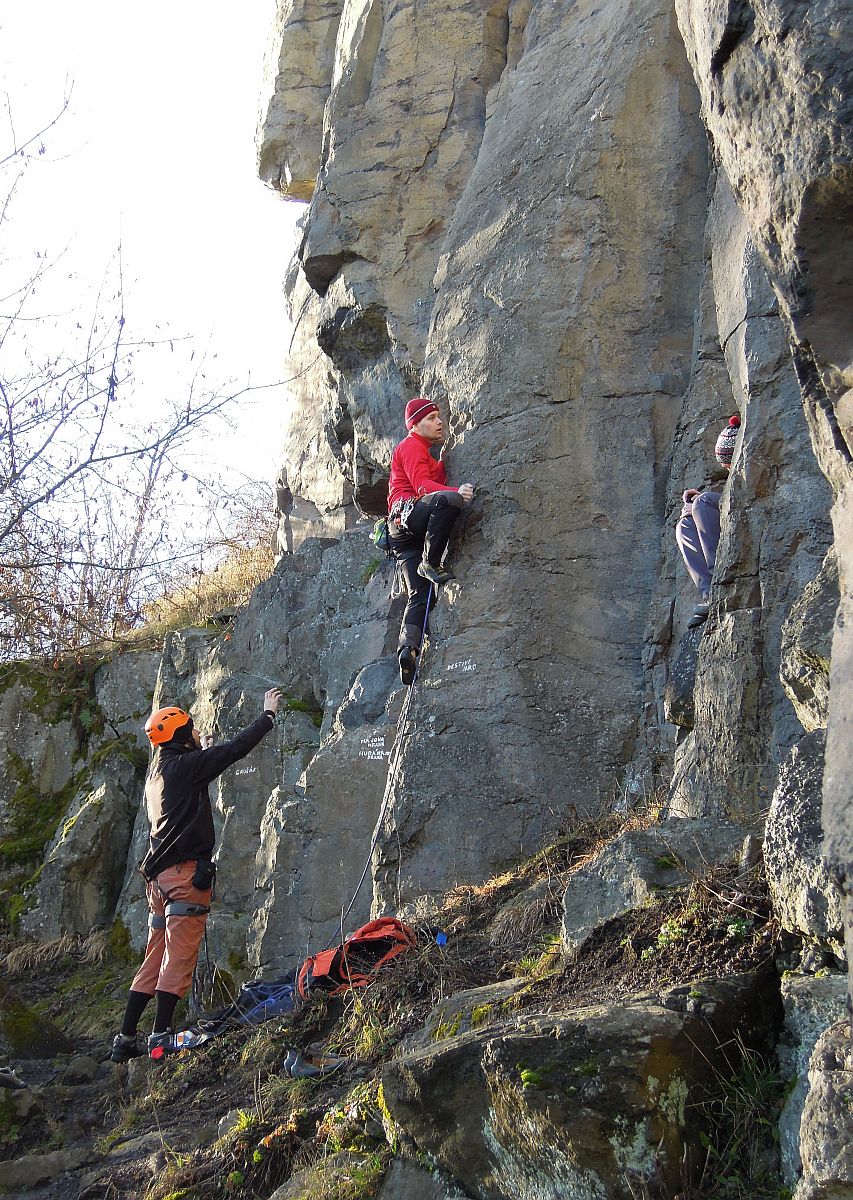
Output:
[169, 689, 281, 788]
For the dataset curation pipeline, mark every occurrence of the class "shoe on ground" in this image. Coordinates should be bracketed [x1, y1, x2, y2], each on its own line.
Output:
[281, 1048, 319, 1078]
[110, 1033, 147, 1064]
[147, 1031, 183, 1061]
[399, 646, 418, 686]
[416, 561, 454, 586]
[0, 1066, 26, 1089]
[289, 1053, 322, 1078]
[282, 1046, 344, 1078]
[303, 1043, 347, 1074]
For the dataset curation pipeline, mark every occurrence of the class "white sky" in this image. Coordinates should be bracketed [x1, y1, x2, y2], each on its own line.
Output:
[0, 0, 303, 483]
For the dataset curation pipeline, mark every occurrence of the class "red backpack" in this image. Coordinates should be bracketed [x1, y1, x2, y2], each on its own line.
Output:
[297, 917, 417, 1000]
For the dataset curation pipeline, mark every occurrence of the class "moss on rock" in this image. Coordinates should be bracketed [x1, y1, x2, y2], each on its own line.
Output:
[0, 980, 73, 1057]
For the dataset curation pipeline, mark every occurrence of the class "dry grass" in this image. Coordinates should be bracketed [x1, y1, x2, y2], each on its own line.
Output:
[1, 929, 110, 974]
[2, 932, 77, 974]
[131, 537, 275, 642]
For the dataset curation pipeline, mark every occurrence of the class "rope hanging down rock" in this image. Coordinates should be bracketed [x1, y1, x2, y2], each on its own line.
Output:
[191, 578, 435, 996]
[335, 580, 435, 935]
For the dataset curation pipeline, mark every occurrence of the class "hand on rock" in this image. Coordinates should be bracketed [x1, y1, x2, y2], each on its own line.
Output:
[458, 483, 475, 502]
[264, 688, 282, 715]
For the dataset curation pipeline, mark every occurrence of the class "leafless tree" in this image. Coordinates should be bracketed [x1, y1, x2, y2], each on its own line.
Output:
[0, 95, 279, 658]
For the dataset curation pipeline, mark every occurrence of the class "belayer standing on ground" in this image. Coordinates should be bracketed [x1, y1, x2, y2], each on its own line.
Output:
[387, 397, 474, 685]
[110, 688, 280, 1062]
[675, 414, 740, 629]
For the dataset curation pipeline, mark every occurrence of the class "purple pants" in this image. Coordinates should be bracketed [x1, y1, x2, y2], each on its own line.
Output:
[675, 489, 720, 598]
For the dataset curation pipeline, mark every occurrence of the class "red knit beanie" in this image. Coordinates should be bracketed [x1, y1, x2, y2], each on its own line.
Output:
[405, 397, 439, 429]
[714, 414, 741, 466]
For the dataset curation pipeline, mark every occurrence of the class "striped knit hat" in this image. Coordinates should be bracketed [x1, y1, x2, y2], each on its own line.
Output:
[715, 414, 741, 466]
[405, 397, 439, 429]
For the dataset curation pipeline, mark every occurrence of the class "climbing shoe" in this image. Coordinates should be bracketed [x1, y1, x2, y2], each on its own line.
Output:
[399, 646, 418, 686]
[416, 561, 454, 586]
[110, 1033, 147, 1063]
[687, 602, 710, 630]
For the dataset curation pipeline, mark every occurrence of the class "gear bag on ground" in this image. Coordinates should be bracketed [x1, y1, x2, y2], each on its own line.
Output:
[297, 916, 417, 999]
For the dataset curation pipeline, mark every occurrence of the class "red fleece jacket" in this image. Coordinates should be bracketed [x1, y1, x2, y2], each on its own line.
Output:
[387, 431, 458, 510]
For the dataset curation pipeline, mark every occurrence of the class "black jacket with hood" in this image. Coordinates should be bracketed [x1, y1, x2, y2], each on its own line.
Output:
[140, 713, 274, 881]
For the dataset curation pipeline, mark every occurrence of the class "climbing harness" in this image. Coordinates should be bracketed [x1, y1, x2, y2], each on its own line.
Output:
[165, 899, 211, 920]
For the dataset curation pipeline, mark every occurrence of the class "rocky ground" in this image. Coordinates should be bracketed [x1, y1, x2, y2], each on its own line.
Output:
[0, 807, 804, 1200]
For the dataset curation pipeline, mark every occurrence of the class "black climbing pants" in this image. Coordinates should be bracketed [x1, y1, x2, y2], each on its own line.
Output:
[389, 492, 465, 652]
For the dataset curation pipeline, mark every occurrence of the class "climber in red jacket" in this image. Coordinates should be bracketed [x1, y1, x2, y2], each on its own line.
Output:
[387, 397, 474, 684]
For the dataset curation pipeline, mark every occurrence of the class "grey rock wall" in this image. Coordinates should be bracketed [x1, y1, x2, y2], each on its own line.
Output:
[371, 0, 711, 909]
[2, 0, 849, 1109]
[111, 0, 846, 959]
[764, 730, 845, 961]
[667, 173, 833, 819]
[115, 533, 402, 969]
[778, 973, 849, 1187]
[0, 652, 158, 939]
[253, 0, 845, 932]
[795, 1020, 853, 1200]
[674, 0, 853, 1035]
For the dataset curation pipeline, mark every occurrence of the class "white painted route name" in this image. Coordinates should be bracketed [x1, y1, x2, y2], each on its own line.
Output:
[359, 734, 390, 762]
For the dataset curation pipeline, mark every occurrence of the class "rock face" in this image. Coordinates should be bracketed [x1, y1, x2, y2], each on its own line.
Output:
[674, 0, 853, 1007]
[257, 0, 344, 201]
[795, 1020, 853, 1200]
[666, 172, 833, 820]
[780, 549, 838, 734]
[115, 535, 402, 969]
[369, 0, 712, 908]
[777, 973, 849, 1187]
[764, 731, 845, 960]
[381, 973, 781, 1200]
[561, 817, 745, 953]
[250, 0, 845, 926]
[0, 652, 158, 938]
[4, 0, 845, 1009]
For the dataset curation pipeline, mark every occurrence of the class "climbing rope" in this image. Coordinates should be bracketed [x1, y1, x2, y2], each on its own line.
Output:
[188, 567, 435, 981]
[332, 580, 435, 936]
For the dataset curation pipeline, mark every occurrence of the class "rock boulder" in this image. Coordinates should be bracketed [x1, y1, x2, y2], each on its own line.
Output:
[561, 818, 746, 953]
[763, 731, 845, 959]
[382, 973, 781, 1200]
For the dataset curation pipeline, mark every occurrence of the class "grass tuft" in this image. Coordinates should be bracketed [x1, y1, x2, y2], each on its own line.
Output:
[132, 538, 275, 642]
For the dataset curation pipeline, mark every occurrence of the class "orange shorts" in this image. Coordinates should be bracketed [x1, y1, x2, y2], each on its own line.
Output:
[130, 860, 212, 999]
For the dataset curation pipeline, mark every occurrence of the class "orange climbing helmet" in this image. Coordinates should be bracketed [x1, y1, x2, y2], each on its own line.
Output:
[145, 706, 192, 747]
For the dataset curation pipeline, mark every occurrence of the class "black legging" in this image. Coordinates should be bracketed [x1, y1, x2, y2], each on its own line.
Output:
[389, 492, 464, 651]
